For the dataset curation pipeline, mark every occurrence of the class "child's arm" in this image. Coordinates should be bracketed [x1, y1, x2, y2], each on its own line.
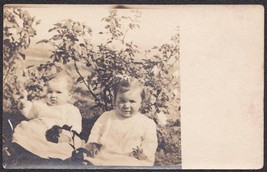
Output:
[18, 92, 37, 119]
[136, 119, 158, 165]
[87, 111, 110, 144]
[66, 106, 82, 133]
[83, 111, 110, 158]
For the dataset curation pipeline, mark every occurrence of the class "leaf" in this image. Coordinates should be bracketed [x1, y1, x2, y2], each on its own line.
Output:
[86, 62, 91, 67]
[77, 77, 83, 83]
[48, 27, 58, 32]
[53, 23, 62, 27]
[19, 53, 25, 60]
[154, 55, 160, 59]
[4, 20, 18, 28]
[26, 65, 34, 69]
[36, 39, 49, 44]
[79, 43, 86, 47]
[36, 19, 41, 25]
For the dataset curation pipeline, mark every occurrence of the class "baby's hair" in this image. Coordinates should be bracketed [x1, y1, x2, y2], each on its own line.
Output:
[48, 70, 74, 91]
[113, 75, 145, 103]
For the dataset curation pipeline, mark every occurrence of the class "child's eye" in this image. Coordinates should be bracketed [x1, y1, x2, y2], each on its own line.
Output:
[118, 99, 125, 103]
[56, 91, 62, 94]
[129, 100, 136, 103]
[48, 91, 52, 94]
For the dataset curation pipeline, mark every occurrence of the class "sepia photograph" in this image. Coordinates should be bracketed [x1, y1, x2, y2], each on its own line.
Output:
[2, 5, 181, 169]
[2, 4, 264, 170]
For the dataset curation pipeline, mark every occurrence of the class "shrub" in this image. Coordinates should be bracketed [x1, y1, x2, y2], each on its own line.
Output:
[3, 7, 40, 114]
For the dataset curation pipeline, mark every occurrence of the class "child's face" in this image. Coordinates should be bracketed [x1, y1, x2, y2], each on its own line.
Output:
[115, 89, 142, 118]
[46, 78, 71, 106]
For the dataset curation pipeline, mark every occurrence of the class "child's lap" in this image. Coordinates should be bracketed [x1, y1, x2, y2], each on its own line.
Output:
[5, 142, 65, 167]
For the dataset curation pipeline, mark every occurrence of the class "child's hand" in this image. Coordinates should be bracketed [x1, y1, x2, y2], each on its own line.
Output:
[84, 142, 102, 158]
[130, 146, 148, 160]
[16, 90, 28, 109]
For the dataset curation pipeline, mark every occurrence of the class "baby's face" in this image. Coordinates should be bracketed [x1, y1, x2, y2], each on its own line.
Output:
[46, 78, 70, 106]
[115, 89, 142, 118]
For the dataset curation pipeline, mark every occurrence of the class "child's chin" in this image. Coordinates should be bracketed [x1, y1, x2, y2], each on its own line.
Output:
[121, 112, 135, 118]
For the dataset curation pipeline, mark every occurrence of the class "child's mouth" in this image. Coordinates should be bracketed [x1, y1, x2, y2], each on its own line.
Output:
[49, 99, 57, 104]
[122, 110, 131, 114]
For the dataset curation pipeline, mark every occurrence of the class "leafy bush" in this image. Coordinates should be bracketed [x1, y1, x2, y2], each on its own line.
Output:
[3, 7, 40, 114]
[3, 8, 181, 166]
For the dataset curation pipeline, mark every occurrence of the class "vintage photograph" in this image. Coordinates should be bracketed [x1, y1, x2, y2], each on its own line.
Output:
[2, 5, 181, 169]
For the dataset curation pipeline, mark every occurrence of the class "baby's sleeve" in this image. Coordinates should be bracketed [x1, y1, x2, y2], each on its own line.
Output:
[141, 118, 158, 165]
[66, 105, 82, 134]
[20, 100, 39, 119]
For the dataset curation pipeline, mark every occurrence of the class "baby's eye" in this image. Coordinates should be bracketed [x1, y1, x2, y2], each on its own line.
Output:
[56, 91, 62, 94]
[47, 91, 52, 94]
[129, 100, 136, 103]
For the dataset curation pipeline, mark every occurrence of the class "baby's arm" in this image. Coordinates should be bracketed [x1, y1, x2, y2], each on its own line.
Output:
[66, 106, 82, 134]
[17, 91, 37, 119]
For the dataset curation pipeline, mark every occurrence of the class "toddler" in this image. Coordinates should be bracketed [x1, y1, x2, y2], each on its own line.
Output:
[83, 76, 158, 166]
[12, 71, 82, 160]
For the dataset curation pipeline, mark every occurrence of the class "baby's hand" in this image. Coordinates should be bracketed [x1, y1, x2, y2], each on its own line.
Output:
[130, 146, 148, 160]
[16, 90, 29, 109]
[84, 142, 102, 158]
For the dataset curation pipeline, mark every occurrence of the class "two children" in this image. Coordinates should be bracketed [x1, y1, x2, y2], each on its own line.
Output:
[83, 76, 158, 166]
[12, 71, 158, 166]
[12, 71, 82, 161]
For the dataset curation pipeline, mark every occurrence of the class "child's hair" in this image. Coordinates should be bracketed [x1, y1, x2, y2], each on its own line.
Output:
[48, 70, 74, 91]
[113, 75, 145, 102]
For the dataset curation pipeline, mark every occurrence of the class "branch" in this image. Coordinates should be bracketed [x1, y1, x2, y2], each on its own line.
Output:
[166, 57, 179, 72]
[3, 52, 17, 86]
[73, 61, 98, 101]
[122, 28, 129, 44]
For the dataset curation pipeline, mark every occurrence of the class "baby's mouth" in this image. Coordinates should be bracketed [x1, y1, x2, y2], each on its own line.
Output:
[49, 99, 57, 104]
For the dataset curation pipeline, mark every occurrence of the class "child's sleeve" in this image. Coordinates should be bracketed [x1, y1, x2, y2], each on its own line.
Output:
[87, 111, 109, 144]
[66, 106, 82, 133]
[141, 119, 158, 165]
[20, 100, 38, 119]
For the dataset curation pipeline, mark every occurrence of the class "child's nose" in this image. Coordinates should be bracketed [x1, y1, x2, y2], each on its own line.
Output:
[123, 102, 130, 108]
[51, 92, 57, 97]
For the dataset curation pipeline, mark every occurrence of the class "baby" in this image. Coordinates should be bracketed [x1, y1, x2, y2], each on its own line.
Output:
[83, 76, 158, 166]
[12, 71, 82, 161]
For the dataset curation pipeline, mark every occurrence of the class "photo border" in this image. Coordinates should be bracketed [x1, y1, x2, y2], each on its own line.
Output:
[1, 0, 266, 171]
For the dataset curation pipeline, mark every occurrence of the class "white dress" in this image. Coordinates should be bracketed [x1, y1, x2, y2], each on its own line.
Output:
[12, 100, 82, 160]
[85, 110, 158, 166]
